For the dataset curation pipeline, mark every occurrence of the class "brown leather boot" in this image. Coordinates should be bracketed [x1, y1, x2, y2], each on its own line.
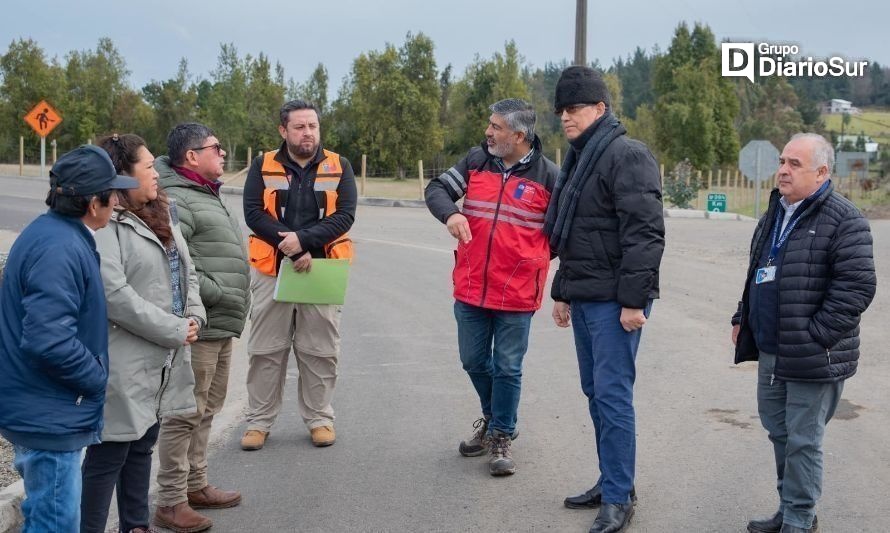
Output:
[187, 484, 242, 509]
[153, 502, 212, 533]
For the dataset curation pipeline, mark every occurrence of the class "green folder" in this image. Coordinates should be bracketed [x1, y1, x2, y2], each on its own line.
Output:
[274, 258, 351, 305]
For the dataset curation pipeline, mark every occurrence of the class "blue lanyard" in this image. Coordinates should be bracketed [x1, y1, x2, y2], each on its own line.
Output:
[767, 207, 801, 266]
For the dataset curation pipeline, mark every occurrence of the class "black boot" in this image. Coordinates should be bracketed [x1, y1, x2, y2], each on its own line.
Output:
[747, 511, 784, 533]
[588, 503, 634, 533]
[748, 512, 817, 533]
[564, 484, 637, 509]
[779, 519, 818, 533]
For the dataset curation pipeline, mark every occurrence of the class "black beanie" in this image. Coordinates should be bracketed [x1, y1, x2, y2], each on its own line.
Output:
[554, 66, 611, 111]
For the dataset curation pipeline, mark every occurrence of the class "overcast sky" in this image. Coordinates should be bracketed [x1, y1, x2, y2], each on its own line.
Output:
[2, 0, 886, 94]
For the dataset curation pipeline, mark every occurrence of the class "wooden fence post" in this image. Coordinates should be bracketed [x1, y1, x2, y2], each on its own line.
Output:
[361, 154, 367, 197]
[556, 148, 562, 167]
[418, 160, 425, 200]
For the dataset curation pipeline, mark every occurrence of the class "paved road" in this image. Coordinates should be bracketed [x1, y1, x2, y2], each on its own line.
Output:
[1, 175, 888, 532]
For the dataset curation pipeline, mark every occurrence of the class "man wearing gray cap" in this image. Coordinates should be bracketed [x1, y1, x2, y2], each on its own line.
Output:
[0, 145, 138, 532]
[547, 66, 664, 533]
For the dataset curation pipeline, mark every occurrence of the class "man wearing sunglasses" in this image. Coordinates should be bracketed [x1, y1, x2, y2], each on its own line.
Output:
[153, 123, 250, 532]
[547, 66, 664, 533]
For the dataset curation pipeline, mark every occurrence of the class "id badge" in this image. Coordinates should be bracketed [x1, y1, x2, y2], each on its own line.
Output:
[755, 266, 777, 284]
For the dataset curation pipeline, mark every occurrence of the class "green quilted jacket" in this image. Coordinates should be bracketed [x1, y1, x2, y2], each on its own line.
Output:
[156, 156, 250, 339]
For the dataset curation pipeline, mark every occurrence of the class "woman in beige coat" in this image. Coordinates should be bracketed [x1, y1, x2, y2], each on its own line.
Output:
[80, 134, 206, 533]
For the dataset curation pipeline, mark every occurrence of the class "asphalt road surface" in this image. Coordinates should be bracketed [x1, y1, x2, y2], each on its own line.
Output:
[1, 174, 888, 532]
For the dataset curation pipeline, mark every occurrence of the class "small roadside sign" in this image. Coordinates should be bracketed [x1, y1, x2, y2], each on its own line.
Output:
[707, 193, 727, 212]
[24, 100, 62, 138]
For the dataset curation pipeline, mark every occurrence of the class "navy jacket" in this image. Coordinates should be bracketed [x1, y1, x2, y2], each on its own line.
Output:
[732, 184, 877, 382]
[0, 212, 109, 451]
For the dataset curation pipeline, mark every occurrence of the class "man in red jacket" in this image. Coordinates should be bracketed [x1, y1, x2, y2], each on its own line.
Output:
[425, 98, 558, 476]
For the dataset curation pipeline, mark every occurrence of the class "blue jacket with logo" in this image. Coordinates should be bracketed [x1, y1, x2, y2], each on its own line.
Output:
[0, 211, 109, 451]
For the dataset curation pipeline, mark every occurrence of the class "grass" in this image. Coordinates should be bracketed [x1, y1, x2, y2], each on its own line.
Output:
[822, 108, 890, 146]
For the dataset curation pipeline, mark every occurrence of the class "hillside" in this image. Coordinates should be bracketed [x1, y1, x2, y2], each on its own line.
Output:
[823, 108, 890, 146]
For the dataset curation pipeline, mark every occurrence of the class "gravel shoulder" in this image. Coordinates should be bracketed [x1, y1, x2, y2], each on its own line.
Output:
[0, 437, 17, 491]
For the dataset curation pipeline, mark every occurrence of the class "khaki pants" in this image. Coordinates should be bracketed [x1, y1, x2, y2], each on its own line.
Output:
[156, 338, 232, 507]
[245, 271, 341, 432]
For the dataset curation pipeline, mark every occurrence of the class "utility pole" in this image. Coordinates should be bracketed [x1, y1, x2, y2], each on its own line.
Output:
[574, 0, 587, 66]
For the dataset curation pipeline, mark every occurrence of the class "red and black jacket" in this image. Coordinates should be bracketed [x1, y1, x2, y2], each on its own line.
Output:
[425, 137, 558, 311]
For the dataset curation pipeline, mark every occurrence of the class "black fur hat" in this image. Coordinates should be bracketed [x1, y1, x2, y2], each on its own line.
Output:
[554, 66, 611, 111]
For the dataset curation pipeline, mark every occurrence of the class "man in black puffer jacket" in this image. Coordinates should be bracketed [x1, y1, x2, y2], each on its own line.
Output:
[732, 133, 876, 533]
[547, 66, 665, 533]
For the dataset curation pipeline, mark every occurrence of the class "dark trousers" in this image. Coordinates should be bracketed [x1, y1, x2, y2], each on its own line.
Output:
[571, 300, 649, 504]
[80, 423, 160, 533]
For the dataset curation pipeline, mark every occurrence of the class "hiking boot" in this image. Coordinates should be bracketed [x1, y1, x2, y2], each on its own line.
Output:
[240, 429, 269, 451]
[310, 425, 336, 447]
[459, 417, 490, 457]
[153, 502, 212, 533]
[488, 434, 515, 476]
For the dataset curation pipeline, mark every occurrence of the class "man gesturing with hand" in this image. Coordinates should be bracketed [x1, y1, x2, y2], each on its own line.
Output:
[426, 98, 557, 477]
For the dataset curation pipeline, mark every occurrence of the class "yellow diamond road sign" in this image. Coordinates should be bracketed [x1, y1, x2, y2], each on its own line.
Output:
[24, 100, 62, 137]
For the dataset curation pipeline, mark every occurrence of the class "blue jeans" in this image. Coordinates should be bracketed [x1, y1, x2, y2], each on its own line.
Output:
[571, 300, 650, 504]
[454, 300, 533, 436]
[13, 445, 83, 533]
[757, 352, 843, 530]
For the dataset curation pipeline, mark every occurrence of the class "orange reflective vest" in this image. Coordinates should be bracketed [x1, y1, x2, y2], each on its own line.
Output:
[248, 149, 354, 276]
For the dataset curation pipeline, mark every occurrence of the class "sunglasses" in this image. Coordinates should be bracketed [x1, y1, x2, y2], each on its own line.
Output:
[190, 143, 223, 156]
[554, 103, 594, 116]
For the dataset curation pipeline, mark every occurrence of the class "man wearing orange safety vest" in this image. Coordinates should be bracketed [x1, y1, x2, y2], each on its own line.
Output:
[240, 100, 357, 451]
[425, 98, 558, 477]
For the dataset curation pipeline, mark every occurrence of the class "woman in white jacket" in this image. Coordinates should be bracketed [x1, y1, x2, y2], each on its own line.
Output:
[80, 134, 206, 533]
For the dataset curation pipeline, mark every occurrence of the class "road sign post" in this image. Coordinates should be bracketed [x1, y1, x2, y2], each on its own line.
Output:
[24, 100, 62, 178]
[739, 140, 780, 217]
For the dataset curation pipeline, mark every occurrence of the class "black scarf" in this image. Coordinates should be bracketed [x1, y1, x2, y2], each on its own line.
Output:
[544, 111, 625, 254]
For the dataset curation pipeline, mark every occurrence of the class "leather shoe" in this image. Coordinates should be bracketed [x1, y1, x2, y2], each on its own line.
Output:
[187, 484, 242, 509]
[780, 523, 817, 533]
[748, 511, 784, 532]
[748, 511, 818, 533]
[564, 483, 637, 509]
[588, 503, 634, 533]
[153, 502, 212, 533]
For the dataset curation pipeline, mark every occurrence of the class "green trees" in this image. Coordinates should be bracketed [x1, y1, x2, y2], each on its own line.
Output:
[446, 41, 528, 154]
[653, 23, 739, 169]
[1, 28, 880, 175]
[0, 38, 65, 159]
[334, 33, 442, 177]
[736, 77, 806, 149]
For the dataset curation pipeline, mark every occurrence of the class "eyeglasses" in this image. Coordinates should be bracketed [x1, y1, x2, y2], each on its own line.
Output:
[190, 143, 223, 155]
[554, 104, 594, 116]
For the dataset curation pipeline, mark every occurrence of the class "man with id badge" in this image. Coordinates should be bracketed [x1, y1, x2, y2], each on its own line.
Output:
[731, 133, 876, 533]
